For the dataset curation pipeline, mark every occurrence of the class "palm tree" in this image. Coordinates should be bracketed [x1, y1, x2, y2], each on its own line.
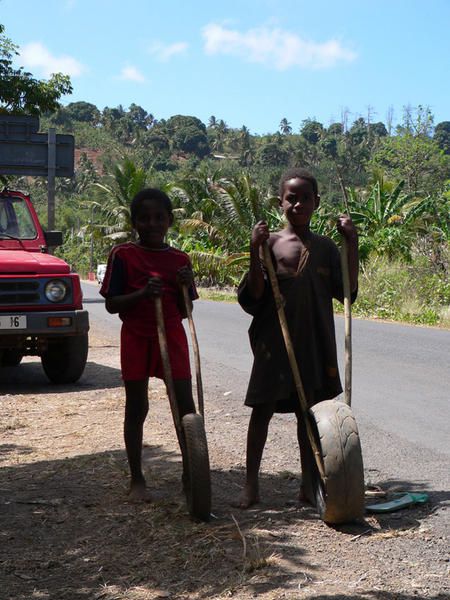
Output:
[279, 118, 292, 135]
[210, 119, 229, 154]
[214, 173, 281, 252]
[169, 163, 222, 221]
[170, 172, 282, 284]
[238, 126, 254, 166]
[87, 157, 149, 243]
[208, 115, 217, 129]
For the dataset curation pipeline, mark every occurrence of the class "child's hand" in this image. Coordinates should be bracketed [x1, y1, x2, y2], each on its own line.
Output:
[337, 215, 358, 241]
[251, 220, 270, 250]
[177, 266, 194, 288]
[144, 276, 163, 298]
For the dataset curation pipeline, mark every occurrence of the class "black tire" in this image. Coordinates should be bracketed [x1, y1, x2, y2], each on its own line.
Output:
[41, 333, 89, 384]
[309, 400, 365, 524]
[1, 349, 23, 367]
[181, 413, 211, 521]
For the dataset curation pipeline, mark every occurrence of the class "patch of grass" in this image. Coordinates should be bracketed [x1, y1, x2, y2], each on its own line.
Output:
[198, 253, 450, 328]
[198, 287, 237, 302]
[337, 254, 450, 328]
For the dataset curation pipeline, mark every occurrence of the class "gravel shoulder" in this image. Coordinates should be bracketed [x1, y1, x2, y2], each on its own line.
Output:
[0, 323, 448, 600]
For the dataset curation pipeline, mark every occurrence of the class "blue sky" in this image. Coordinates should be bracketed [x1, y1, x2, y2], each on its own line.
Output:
[2, 0, 449, 134]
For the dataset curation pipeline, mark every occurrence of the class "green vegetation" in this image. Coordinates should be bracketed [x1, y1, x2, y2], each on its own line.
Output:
[0, 22, 448, 326]
[11, 105, 450, 326]
[0, 24, 72, 115]
[340, 252, 450, 327]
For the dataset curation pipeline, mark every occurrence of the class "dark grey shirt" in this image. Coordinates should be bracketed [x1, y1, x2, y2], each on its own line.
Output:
[238, 232, 357, 412]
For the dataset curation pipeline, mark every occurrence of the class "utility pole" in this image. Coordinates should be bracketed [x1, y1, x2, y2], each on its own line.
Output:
[89, 206, 94, 274]
[47, 128, 56, 231]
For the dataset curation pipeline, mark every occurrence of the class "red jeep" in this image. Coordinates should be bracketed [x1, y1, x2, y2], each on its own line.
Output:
[0, 188, 89, 383]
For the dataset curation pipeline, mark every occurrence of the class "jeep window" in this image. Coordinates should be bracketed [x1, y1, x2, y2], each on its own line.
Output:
[0, 196, 37, 239]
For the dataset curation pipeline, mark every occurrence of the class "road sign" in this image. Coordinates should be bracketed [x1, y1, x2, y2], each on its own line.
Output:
[0, 115, 74, 177]
[0, 114, 39, 136]
[0, 133, 74, 177]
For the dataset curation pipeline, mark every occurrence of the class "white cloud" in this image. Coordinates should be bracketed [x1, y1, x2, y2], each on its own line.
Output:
[19, 42, 86, 77]
[148, 41, 188, 62]
[202, 23, 356, 70]
[119, 65, 146, 83]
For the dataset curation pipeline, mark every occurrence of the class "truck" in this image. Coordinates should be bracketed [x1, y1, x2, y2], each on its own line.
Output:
[0, 187, 89, 383]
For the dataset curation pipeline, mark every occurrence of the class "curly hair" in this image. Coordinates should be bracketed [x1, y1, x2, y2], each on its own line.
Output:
[130, 188, 173, 225]
[278, 168, 319, 197]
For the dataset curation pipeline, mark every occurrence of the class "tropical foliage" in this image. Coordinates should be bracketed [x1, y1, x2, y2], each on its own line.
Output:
[0, 24, 448, 324]
[0, 24, 72, 115]
[88, 158, 149, 243]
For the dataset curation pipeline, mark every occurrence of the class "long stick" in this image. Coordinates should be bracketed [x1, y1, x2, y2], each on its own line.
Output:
[262, 243, 326, 481]
[154, 296, 182, 433]
[182, 285, 204, 418]
[337, 174, 352, 405]
[340, 238, 352, 406]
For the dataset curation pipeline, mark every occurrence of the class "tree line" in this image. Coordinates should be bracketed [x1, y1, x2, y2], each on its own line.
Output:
[1, 23, 449, 325]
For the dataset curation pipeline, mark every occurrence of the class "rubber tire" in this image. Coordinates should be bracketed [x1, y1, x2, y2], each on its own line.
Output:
[41, 333, 89, 384]
[309, 399, 365, 524]
[181, 413, 211, 522]
[1, 349, 23, 367]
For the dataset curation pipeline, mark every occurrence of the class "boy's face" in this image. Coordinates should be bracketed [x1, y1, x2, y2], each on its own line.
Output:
[280, 177, 319, 228]
[134, 198, 173, 248]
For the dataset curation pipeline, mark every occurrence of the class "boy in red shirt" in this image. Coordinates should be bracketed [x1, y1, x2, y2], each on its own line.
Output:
[100, 188, 197, 502]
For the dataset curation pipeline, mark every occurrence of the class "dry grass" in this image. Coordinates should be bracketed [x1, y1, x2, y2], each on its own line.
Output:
[1, 331, 447, 600]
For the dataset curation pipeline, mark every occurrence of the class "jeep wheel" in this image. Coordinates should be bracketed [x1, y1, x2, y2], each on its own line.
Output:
[41, 333, 89, 384]
[1, 349, 23, 367]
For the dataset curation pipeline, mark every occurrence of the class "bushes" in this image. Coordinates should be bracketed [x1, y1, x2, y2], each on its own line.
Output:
[348, 253, 450, 326]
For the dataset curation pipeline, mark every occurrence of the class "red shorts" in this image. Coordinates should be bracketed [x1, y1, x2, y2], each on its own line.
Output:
[120, 321, 191, 381]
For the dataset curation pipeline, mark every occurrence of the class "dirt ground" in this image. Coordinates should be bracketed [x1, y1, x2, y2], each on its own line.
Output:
[0, 323, 448, 600]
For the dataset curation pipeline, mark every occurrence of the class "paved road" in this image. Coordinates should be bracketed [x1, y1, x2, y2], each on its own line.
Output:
[82, 281, 450, 494]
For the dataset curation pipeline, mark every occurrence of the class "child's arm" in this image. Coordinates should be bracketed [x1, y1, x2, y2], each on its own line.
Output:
[247, 220, 270, 300]
[337, 215, 359, 293]
[105, 277, 162, 314]
[176, 265, 195, 318]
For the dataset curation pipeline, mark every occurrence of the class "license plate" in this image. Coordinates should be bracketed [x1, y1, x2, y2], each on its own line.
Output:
[0, 315, 27, 329]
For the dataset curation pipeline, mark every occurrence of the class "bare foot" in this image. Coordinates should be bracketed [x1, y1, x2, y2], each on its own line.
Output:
[128, 480, 152, 503]
[232, 484, 260, 509]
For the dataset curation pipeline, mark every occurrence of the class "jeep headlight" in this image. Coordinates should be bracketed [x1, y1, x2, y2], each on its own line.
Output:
[45, 280, 67, 302]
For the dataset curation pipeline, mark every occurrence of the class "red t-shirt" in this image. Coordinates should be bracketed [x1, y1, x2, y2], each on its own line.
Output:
[100, 242, 197, 336]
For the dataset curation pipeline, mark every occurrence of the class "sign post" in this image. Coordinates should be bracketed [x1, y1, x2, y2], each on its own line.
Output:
[47, 128, 56, 230]
[0, 115, 75, 230]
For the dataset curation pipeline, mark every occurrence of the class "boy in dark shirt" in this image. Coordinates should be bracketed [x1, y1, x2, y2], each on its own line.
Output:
[237, 168, 358, 508]
[100, 188, 197, 502]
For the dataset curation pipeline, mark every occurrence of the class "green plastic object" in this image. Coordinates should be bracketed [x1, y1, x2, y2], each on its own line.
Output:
[366, 492, 429, 513]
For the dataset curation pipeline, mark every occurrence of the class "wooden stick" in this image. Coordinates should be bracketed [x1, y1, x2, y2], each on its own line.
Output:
[339, 181, 352, 406]
[340, 237, 352, 406]
[154, 296, 182, 433]
[262, 243, 326, 481]
[182, 285, 204, 418]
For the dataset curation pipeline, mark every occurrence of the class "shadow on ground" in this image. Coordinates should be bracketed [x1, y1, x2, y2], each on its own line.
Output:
[0, 360, 122, 394]
[305, 595, 449, 600]
[1, 440, 446, 600]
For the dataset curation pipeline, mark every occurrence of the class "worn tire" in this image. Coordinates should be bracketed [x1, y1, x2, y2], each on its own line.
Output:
[309, 400, 365, 524]
[1, 349, 23, 367]
[181, 413, 211, 522]
[41, 333, 88, 384]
